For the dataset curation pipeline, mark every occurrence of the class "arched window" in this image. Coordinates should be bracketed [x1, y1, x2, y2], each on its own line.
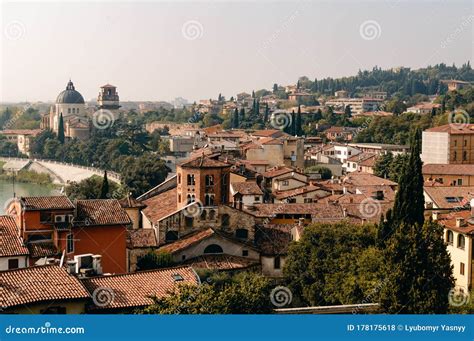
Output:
[204, 244, 223, 254]
[205, 175, 214, 186]
[187, 194, 192, 204]
[209, 209, 216, 220]
[221, 214, 230, 228]
[205, 194, 215, 206]
[165, 231, 179, 242]
[235, 228, 248, 239]
[446, 231, 454, 245]
[200, 210, 207, 220]
[458, 234, 465, 249]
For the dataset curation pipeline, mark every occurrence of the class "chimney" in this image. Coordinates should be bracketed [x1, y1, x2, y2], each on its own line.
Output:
[67, 260, 77, 275]
[456, 217, 465, 228]
[298, 217, 305, 226]
[92, 255, 103, 275]
[432, 211, 438, 221]
[343, 207, 347, 217]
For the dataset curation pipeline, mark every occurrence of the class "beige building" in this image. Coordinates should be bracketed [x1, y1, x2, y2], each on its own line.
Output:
[0, 129, 42, 156]
[423, 164, 474, 186]
[436, 210, 473, 293]
[325, 98, 383, 115]
[422, 124, 474, 165]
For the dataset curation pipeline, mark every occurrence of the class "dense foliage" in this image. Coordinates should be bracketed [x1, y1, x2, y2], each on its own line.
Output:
[284, 222, 383, 306]
[141, 272, 273, 314]
[136, 251, 174, 271]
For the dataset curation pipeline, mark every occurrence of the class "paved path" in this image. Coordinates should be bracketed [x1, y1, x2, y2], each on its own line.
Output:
[0, 157, 121, 185]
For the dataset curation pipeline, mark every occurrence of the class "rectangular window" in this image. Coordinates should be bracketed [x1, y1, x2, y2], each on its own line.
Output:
[274, 256, 281, 269]
[458, 179, 463, 186]
[67, 233, 74, 253]
[460, 262, 465, 275]
[8, 259, 19, 270]
[242, 250, 248, 257]
[282, 180, 289, 186]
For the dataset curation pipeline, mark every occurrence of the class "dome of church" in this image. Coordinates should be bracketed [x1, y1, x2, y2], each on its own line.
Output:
[56, 80, 85, 104]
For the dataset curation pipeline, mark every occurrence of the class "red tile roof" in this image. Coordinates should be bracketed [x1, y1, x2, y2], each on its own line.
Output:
[256, 225, 292, 255]
[81, 266, 199, 310]
[274, 185, 330, 200]
[19, 196, 74, 211]
[75, 199, 131, 226]
[261, 166, 295, 178]
[341, 172, 397, 187]
[179, 155, 230, 168]
[158, 228, 215, 254]
[0, 265, 90, 309]
[27, 242, 59, 258]
[425, 124, 474, 134]
[119, 196, 147, 209]
[436, 210, 474, 234]
[424, 186, 474, 209]
[251, 130, 283, 138]
[0, 129, 42, 136]
[127, 229, 157, 249]
[0, 215, 29, 257]
[183, 254, 259, 270]
[423, 164, 474, 176]
[142, 188, 178, 223]
[231, 182, 263, 195]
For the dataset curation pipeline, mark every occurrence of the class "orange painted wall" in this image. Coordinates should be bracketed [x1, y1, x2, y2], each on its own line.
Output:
[71, 225, 127, 274]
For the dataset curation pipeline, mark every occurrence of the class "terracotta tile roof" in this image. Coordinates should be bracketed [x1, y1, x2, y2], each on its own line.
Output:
[248, 202, 346, 220]
[0, 215, 29, 257]
[251, 129, 283, 138]
[75, 199, 131, 226]
[274, 185, 330, 200]
[255, 225, 292, 255]
[158, 228, 215, 254]
[261, 166, 295, 178]
[436, 210, 474, 234]
[347, 152, 376, 163]
[259, 137, 283, 145]
[424, 124, 474, 134]
[0, 129, 42, 136]
[142, 188, 177, 223]
[341, 172, 397, 187]
[424, 186, 474, 209]
[423, 164, 474, 176]
[0, 265, 90, 309]
[179, 155, 231, 168]
[183, 254, 259, 270]
[119, 196, 146, 209]
[27, 242, 59, 258]
[19, 196, 74, 211]
[81, 266, 199, 310]
[231, 182, 263, 195]
[127, 229, 157, 249]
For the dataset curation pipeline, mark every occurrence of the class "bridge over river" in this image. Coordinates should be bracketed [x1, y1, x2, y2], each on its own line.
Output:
[0, 157, 121, 185]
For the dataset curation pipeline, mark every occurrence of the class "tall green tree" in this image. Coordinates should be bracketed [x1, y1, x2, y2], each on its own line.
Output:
[232, 108, 239, 129]
[390, 128, 425, 228]
[100, 170, 109, 199]
[295, 105, 303, 136]
[58, 113, 65, 144]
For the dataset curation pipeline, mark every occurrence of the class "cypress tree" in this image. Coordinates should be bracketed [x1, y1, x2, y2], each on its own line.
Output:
[58, 113, 65, 144]
[296, 105, 302, 136]
[100, 171, 109, 199]
[239, 108, 245, 125]
[390, 128, 425, 229]
[263, 103, 269, 124]
[232, 108, 239, 129]
[379, 129, 454, 313]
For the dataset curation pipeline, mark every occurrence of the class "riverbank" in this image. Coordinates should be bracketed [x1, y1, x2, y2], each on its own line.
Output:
[0, 161, 54, 185]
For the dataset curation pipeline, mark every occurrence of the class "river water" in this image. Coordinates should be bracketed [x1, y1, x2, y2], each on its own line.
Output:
[0, 180, 59, 214]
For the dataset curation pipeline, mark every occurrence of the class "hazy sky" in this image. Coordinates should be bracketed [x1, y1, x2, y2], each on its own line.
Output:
[1, 0, 473, 103]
